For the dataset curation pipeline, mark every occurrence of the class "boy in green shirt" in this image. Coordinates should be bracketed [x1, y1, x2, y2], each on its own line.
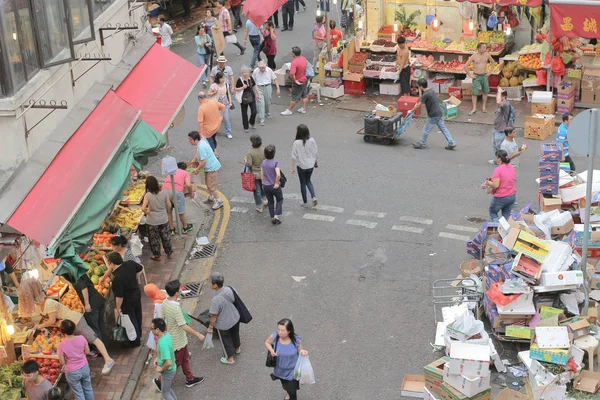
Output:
[152, 318, 178, 400]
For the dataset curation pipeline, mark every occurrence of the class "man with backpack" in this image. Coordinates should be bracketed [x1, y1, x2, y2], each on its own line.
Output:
[489, 88, 515, 165]
[281, 47, 313, 116]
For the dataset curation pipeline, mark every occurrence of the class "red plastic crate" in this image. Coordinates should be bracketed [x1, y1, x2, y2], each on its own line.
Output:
[397, 96, 421, 117]
[343, 79, 366, 95]
[488, 74, 500, 88]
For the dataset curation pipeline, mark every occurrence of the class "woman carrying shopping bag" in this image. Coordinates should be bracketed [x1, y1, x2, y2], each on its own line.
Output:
[235, 66, 261, 132]
[245, 134, 267, 212]
[291, 124, 318, 208]
[265, 319, 309, 400]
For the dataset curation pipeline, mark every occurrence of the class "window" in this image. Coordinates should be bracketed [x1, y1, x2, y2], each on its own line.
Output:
[92, 0, 115, 21]
[32, 0, 75, 67]
[0, 0, 27, 90]
[14, 0, 38, 79]
[70, 0, 94, 43]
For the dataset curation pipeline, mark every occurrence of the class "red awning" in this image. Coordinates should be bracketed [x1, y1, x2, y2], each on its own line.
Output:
[455, 0, 542, 6]
[550, 0, 600, 38]
[115, 44, 202, 134]
[6, 91, 139, 246]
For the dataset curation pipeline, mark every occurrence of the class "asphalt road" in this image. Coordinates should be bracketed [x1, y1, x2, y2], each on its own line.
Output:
[144, 8, 584, 399]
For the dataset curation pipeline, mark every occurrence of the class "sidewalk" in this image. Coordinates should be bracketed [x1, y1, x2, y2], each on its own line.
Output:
[84, 185, 215, 400]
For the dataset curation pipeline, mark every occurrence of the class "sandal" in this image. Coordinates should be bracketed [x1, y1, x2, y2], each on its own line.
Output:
[256, 208, 263, 213]
[150, 256, 161, 261]
[468, 110, 477, 116]
[220, 357, 235, 365]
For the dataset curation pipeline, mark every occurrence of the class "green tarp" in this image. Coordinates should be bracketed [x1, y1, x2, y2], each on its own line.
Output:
[52, 120, 165, 280]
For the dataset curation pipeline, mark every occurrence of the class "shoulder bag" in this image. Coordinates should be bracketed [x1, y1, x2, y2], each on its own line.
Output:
[266, 334, 279, 367]
[279, 171, 287, 188]
[228, 286, 253, 323]
[241, 80, 255, 105]
[235, 80, 244, 104]
[241, 166, 256, 192]
[110, 316, 128, 342]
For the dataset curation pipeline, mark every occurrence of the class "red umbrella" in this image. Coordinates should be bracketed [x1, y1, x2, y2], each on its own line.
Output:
[243, 0, 288, 27]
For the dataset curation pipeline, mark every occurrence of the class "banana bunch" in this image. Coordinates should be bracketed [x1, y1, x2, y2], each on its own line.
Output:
[123, 181, 146, 203]
[113, 208, 143, 229]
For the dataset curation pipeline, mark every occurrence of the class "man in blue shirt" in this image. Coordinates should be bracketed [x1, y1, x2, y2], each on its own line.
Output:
[188, 131, 223, 210]
[244, 19, 263, 69]
[557, 112, 575, 173]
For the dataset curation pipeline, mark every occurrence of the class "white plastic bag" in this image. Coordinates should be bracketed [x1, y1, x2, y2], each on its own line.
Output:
[146, 332, 157, 350]
[130, 233, 143, 258]
[120, 313, 138, 341]
[203, 332, 214, 350]
[299, 356, 315, 385]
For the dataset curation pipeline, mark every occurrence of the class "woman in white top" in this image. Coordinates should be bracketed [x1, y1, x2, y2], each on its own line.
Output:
[208, 71, 233, 138]
[291, 124, 318, 207]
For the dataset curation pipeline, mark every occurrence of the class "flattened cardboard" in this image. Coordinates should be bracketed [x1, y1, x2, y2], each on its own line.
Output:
[441, 382, 491, 400]
[401, 374, 426, 398]
[493, 388, 527, 400]
[573, 370, 600, 393]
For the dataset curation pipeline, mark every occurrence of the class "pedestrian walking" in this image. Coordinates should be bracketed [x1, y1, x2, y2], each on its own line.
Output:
[106, 251, 144, 347]
[557, 112, 575, 173]
[489, 88, 512, 165]
[265, 318, 309, 400]
[229, 0, 243, 30]
[188, 131, 224, 210]
[58, 319, 95, 400]
[142, 176, 174, 261]
[281, 0, 295, 31]
[295, 0, 306, 13]
[485, 150, 517, 221]
[22, 360, 53, 400]
[464, 42, 496, 115]
[396, 36, 410, 96]
[216, 0, 245, 55]
[268, 10, 279, 29]
[151, 318, 178, 400]
[263, 22, 278, 69]
[161, 162, 194, 234]
[245, 134, 268, 212]
[208, 72, 233, 139]
[207, 272, 241, 365]
[195, 26, 213, 86]
[500, 126, 524, 207]
[412, 79, 457, 150]
[158, 17, 173, 50]
[253, 61, 280, 126]
[329, 20, 343, 48]
[154, 280, 205, 391]
[198, 91, 227, 145]
[312, 15, 326, 68]
[209, 55, 235, 93]
[204, 9, 217, 38]
[244, 19, 263, 69]
[291, 124, 318, 208]
[281, 47, 309, 116]
[235, 66, 261, 132]
[261, 144, 284, 224]
[181, 0, 191, 20]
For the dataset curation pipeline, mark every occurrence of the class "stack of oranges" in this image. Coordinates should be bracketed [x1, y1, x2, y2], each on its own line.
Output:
[60, 290, 84, 313]
[518, 53, 542, 70]
[94, 277, 111, 297]
[32, 331, 63, 354]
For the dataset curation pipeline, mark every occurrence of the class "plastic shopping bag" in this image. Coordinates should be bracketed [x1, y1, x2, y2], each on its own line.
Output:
[121, 313, 138, 341]
[293, 356, 304, 381]
[203, 333, 214, 350]
[146, 332, 157, 350]
[299, 356, 315, 385]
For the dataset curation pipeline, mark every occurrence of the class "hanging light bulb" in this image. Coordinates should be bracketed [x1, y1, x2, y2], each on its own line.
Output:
[333, 0, 337, 4]
[358, 20, 363, 30]
[505, 23, 511, 36]
[468, 19, 474, 31]
[6, 325, 14, 336]
[432, 16, 440, 30]
[393, 23, 398, 32]
[316, 9, 321, 17]
[12, 32, 17, 41]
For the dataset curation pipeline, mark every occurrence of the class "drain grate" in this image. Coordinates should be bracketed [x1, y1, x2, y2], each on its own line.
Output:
[180, 281, 205, 299]
[189, 243, 217, 260]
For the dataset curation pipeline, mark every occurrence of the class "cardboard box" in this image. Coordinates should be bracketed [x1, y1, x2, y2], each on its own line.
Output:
[573, 370, 600, 393]
[496, 291, 536, 315]
[439, 97, 461, 120]
[524, 116, 554, 141]
[581, 88, 596, 104]
[534, 326, 571, 348]
[379, 82, 401, 95]
[401, 374, 426, 398]
[540, 196, 562, 212]
[531, 98, 556, 115]
[448, 343, 490, 377]
[567, 68, 583, 79]
[462, 77, 473, 97]
[505, 326, 533, 339]
[443, 364, 490, 397]
[557, 82, 575, 99]
[320, 85, 345, 99]
[566, 318, 591, 338]
[582, 68, 600, 91]
[529, 344, 571, 366]
[591, 274, 600, 290]
[539, 270, 583, 287]
[512, 231, 550, 263]
[397, 96, 421, 117]
[541, 142, 562, 161]
[557, 96, 574, 109]
[550, 218, 574, 235]
[449, 86, 462, 99]
[440, 382, 491, 400]
[538, 159, 560, 174]
[425, 357, 450, 396]
[342, 73, 363, 82]
[424, 387, 441, 400]
[375, 105, 397, 117]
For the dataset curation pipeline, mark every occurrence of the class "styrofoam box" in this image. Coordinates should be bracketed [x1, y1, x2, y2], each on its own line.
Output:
[320, 85, 344, 99]
[380, 81, 401, 95]
[443, 364, 491, 397]
[532, 91, 553, 104]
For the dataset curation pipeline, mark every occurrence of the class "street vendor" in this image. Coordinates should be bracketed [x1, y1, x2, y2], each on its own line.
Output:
[464, 43, 496, 115]
[396, 36, 411, 96]
[32, 280, 115, 375]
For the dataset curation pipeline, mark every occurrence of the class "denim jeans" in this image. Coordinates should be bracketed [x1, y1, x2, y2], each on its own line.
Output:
[257, 85, 272, 120]
[489, 193, 516, 222]
[197, 53, 210, 82]
[65, 364, 95, 400]
[161, 369, 177, 400]
[263, 185, 283, 217]
[249, 35, 262, 68]
[492, 130, 505, 158]
[297, 166, 315, 203]
[419, 117, 456, 146]
[207, 135, 217, 151]
[253, 178, 266, 206]
[222, 102, 232, 135]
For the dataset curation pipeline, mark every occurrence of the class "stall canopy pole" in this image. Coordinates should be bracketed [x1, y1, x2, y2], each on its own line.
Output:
[546, 7, 552, 92]
[169, 175, 182, 236]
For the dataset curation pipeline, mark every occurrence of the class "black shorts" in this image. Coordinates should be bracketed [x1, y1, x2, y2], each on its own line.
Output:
[291, 81, 309, 101]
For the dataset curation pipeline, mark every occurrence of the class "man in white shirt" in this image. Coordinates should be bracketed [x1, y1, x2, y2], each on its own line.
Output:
[252, 61, 280, 126]
[158, 17, 173, 49]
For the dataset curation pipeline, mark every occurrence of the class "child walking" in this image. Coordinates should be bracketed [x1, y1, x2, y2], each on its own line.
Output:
[57, 319, 95, 400]
[152, 318, 178, 400]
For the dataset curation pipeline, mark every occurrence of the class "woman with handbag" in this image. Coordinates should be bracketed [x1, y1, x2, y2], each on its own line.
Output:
[235, 66, 261, 132]
[106, 251, 144, 348]
[195, 26, 213, 86]
[265, 319, 309, 400]
[291, 124, 318, 208]
[262, 21, 277, 69]
[245, 134, 267, 212]
[208, 71, 233, 139]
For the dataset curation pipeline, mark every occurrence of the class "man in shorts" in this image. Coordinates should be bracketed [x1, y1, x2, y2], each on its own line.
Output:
[281, 46, 309, 115]
[464, 42, 496, 115]
[188, 131, 223, 210]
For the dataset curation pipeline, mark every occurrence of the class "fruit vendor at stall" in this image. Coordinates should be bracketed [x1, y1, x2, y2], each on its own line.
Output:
[464, 43, 496, 115]
[1, 255, 21, 290]
[396, 36, 411, 96]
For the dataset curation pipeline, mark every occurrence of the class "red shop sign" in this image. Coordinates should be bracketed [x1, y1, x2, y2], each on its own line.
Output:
[550, 0, 600, 38]
[454, 0, 542, 6]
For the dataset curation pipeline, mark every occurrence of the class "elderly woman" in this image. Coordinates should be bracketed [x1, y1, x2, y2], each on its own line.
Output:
[142, 176, 173, 261]
[485, 149, 517, 221]
[235, 66, 261, 132]
[207, 272, 241, 365]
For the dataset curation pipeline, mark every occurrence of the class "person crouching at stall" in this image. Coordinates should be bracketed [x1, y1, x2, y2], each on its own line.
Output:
[33, 280, 115, 375]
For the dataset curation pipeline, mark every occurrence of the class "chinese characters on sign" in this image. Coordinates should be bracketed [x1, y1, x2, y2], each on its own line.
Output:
[550, 3, 600, 39]
[584, 17, 597, 34]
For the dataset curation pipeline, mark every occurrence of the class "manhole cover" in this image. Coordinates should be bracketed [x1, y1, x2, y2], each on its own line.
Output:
[467, 217, 486, 223]
[180, 281, 204, 299]
[189, 243, 217, 260]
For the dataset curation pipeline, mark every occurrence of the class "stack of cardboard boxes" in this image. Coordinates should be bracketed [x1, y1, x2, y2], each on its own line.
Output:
[581, 67, 600, 105]
[524, 91, 555, 141]
[538, 143, 561, 196]
[556, 81, 575, 114]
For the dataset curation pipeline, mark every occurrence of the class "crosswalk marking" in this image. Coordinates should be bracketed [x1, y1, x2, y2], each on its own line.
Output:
[229, 196, 254, 204]
[399, 216, 433, 225]
[346, 219, 377, 229]
[439, 232, 471, 242]
[314, 205, 344, 213]
[354, 210, 386, 218]
[231, 207, 248, 213]
[303, 213, 335, 222]
[391, 225, 424, 234]
[446, 224, 479, 233]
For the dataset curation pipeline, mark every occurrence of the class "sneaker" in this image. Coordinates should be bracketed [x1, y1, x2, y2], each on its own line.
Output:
[295, 11, 299, 14]
[263, 199, 268, 206]
[226, 133, 233, 139]
[244, 128, 250, 133]
[266, 113, 272, 119]
[101, 361, 115, 375]
[488, 160, 497, 165]
[281, 109, 292, 116]
[239, 47, 246, 55]
[186, 377, 205, 388]
[412, 143, 426, 149]
[297, 108, 306, 114]
[260, 119, 265, 126]
[182, 224, 193, 234]
[212, 199, 224, 210]
[281, 28, 288, 31]
[289, 27, 293, 31]
[202, 81, 207, 87]
[445, 144, 457, 150]
[153, 378, 161, 392]
[312, 198, 318, 207]
[304, 6, 306, 10]
[250, 125, 256, 129]
[203, 197, 215, 204]
[170, 229, 175, 236]
[514, 202, 520, 207]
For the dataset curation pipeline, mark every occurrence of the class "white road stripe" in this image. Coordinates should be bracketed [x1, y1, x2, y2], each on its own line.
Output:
[346, 219, 377, 229]
[399, 216, 433, 225]
[229, 196, 254, 204]
[283, 193, 302, 200]
[303, 213, 335, 222]
[439, 232, 471, 242]
[446, 224, 479, 233]
[354, 210, 386, 218]
[230, 207, 248, 213]
[391, 225, 424, 234]
[314, 205, 344, 213]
